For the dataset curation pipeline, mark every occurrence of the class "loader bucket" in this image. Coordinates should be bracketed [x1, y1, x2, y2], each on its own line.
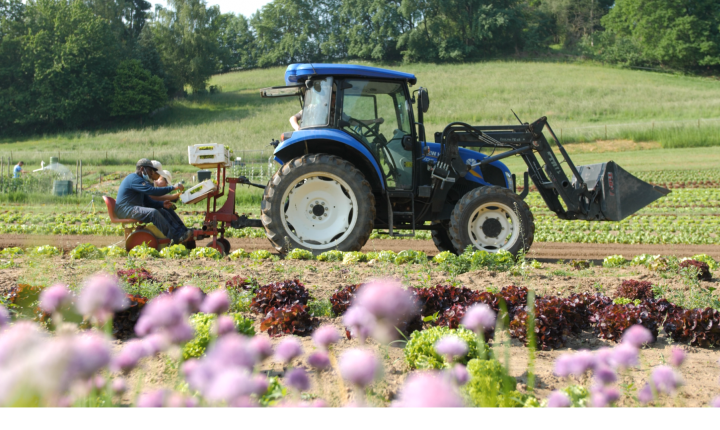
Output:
[573, 161, 671, 221]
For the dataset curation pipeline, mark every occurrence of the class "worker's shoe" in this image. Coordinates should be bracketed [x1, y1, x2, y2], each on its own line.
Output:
[176, 229, 194, 245]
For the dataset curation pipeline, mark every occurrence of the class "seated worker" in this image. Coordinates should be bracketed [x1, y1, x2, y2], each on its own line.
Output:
[289, 91, 383, 131]
[115, 159, 192, 244]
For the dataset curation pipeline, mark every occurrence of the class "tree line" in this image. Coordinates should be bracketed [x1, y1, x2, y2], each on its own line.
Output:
[1, 0, 718, 135]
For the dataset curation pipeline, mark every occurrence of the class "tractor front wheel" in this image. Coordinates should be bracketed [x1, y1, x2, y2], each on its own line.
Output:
[449, 186, 534, 256]
[261, 154, 376, 255]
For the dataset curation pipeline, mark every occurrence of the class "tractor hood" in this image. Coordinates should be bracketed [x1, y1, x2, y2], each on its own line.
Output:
[285, 64, 417, 86]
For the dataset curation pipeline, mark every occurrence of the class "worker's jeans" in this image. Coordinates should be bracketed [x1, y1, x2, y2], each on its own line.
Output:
[118, 206, 188, 242]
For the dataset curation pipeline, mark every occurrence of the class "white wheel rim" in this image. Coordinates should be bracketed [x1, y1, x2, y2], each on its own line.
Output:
[467, 202, 521, 252]
[280, 172, 358, 249]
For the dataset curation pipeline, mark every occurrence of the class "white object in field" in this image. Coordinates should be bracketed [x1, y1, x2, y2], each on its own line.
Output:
[180, 179, 218, 204]
[188, 143, 231, 168]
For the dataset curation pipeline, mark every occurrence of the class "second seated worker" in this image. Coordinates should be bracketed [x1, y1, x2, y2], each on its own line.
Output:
[115, 159, 193, 244]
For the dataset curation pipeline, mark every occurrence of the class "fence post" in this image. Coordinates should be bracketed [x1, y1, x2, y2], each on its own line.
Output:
[79, 160, 82, 197]
[76, 160, 79, 195]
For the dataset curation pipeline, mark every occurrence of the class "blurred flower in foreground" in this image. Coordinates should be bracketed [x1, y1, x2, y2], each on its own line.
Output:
[339, 349, 381, 389]
[200, 290, 230, 315]
[546, 391, 571, 407]
[307, 351, 330, 370]
[77, 274, 127, 324]
[286, 368, 310, 392]
[39, 284, 71, 314]
[215, 315, 236, 336]
[352, 281, 417, 343]
[622, 325, 653, 348]
[434, 336, 468, 362]
[393, 372, 463, 407]
[275, 337, 303, 364]
[461, 304, 496, 333]
[0, 305, 8, 330]
[313, 325, 340, 350]
[670, 347, 685, 368]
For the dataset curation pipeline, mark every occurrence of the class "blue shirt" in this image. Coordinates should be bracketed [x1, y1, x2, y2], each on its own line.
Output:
[13, 165, 21, 178]
[115, 173, 174, 217]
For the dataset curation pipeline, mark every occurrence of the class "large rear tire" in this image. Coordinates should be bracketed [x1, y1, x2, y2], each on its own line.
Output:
[449, 186, 534, 256]
[261, 154, 376, 255]
[431, 220, 457, 254]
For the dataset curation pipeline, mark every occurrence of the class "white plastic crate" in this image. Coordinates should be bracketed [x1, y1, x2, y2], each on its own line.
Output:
[180, 179, 218, 204]
[188, 143, 231, 168]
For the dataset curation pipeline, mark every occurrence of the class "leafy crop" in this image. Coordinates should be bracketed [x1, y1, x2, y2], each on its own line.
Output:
[0, 247, 23, 257]
[498, 285, 528, 319]
[432, 251, 456, 264]
[615, 280, 655, 301]
[69, 243, 103, 260]
[631, 254, 660, 267]
[250, 280, 311, 315]
[286, 248, 313, 260]
[316, 250, 344, 262]
[510, 297, 577, 350]
[689, 254, 719, 270]
[189, 247, 222, 260]
[591, 304, 659, 343]
[159, 244, 189, 259]
[342, 251, 366, 265]
[225, 275, 257, 291]
[329, 284, 362, 316]
[411, 285, 484, 318]
[394, 250, 426, 265]
[603, 255, 627, 268]
[307, 299, 333, 317]
[183, 313, 256, 359]
[116, 268, 156, 285]
[250, 250, 272, 260]
[128, 243, 160, 259]
[228, 249, 250, 260]
[404, 326, 480, 369]
[464, 358, 527, 407]
[259, 304, 318, 337]
[613, 297, 642, 306]
[679, 259, 712, 281]
[664, 308, 720, 347]
[100, 245, 128, 258]
[29, 245, 61, 258]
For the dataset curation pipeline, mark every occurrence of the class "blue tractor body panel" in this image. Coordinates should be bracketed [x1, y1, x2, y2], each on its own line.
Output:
[285, 64, 417, 86]
[273, 129, 387, 191]
[423, 142, 512, 188]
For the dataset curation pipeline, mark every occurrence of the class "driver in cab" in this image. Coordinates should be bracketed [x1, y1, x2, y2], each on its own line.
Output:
[289, 91, 384, 131]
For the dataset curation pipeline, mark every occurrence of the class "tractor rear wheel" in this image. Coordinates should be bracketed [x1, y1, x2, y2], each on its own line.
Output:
[449, 186, 534, 256]
[261, 154, 376, 255]
[430, 220, 458, 254]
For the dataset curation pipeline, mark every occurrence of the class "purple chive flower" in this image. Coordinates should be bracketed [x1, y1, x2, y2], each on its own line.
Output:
[249, 336, 273, 360]
[134, 295, 185, 337]
[286, 367, 310, 392]
[143, 333, 170, 355]
[112, 378, 127, 394]
[339, 349, 382, 388]
[555, 350, 595, 377]
[651, 365, 682, 394]
[200, 290, 230, 315]
[393, 372, 463, 407]
[308, 351, 331, 370]
[112, 340, 149, 372]
[167, 321, 195, 344]
[275, 337, 303, 364]
[611, 343, 639, 368]
[204, 368, 254, 403]
[137, 390, 167, 407]
[206, 334, 258, 370]
[354, 281, 416, 320]
[622, 325, 653, 347]
[72, 333, 111, 378]
[313, 325, 340, 350]
[595, 347, 614, 368]
[181, 359, 198, 376]
[77, 274, 127, 323]
[216, 315, 236, 336]
[547, 391, 571, 407]
[638, 383, 654, 404]
[434, 336, 468, 361]
[670, 347, 685, 367]
[452, 363, 469, 386]
[710, 397, 720, 407]
[39, 284, 71, 314]
[251, 374, 269, 396]
[0, 306, 8, 329]
[174, 286, 204, 313]
[343, 306, 375, 342]
[594, 366, 617, 385]
[554, 354, 573, 377]
[590, 385, 620, 407]
[461, 303, 496, 332]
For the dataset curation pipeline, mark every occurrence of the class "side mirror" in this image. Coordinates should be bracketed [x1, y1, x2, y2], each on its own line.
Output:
[402, 135, 413, 151]
[418, 87, 429, 113]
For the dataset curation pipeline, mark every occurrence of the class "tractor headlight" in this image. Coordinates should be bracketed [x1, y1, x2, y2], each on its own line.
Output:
[504, 171, 514, 190]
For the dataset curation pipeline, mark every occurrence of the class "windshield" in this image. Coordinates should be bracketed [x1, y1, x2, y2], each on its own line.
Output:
[301, 78, 333, 128]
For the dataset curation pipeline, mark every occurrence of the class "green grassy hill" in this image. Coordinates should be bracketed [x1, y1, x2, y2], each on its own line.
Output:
[2, 61, 720, 167]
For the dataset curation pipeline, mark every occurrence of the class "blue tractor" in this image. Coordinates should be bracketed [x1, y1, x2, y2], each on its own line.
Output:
[242, 64, 669, 256]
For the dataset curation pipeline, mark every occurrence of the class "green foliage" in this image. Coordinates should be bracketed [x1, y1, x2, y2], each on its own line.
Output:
[69, 243, 103, 260]
[228, 248, 250, 260]
[432, 251, 456, 264]
[631, 254, 660, 267]
[286, 248, 313, 260]
[258, 376, 286, 407]
[558, 385, 590, 407]
[342, 251, 366, 265]
[652, 283, 720, 311]
[375, 251, 397, 263]
[250, 250, 271, 260]
[603, 255, 628, 268]
[100, 245, 128, 258]
[464, 358, 526, 407]
[159, 244, 189, 259]
[404, 326, 480, 369]
[189, 247, 222, 260]
[128, 243, 160, 259]
[0, 247, 24, 258]
[307, 299, 333, 317]
[316, 250, 344, 262]
[394, 250, 426, 265]
[613, 297, 641, 306]
[182, 312, 255, 360]
[110, 60, 166, 118]
[690, 254, 719, 270]
[29, 245, 60, 257]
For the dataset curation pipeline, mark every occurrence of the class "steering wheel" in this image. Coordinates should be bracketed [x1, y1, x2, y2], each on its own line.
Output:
[347, 117, 384, 142]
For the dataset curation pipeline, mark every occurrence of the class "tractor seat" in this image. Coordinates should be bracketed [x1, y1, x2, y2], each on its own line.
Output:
[103, 196, 141, 224]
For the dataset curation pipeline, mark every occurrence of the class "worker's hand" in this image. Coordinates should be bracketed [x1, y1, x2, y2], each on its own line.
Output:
[163, 201, 174, 209]
[174, 183, 184, 191]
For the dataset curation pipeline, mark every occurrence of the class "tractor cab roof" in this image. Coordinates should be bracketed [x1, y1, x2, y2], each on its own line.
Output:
[284, 63, 417, 86]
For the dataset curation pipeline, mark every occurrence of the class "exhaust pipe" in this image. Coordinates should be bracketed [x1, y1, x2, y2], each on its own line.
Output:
[572, 161, 671, 221]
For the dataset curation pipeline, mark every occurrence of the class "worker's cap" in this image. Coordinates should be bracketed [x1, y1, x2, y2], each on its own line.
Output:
[159, 169, 172, 184]
[136, 158, 157, 170]
[151, 160, 163, 172]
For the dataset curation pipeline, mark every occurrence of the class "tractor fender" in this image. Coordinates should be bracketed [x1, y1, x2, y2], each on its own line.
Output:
[422, 142, 513, 189]
[273, 129, 385, 192]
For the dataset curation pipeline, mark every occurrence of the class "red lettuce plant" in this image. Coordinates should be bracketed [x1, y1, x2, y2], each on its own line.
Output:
[615, 280, 654, 301]
[260, 304, 318, 337]
[410, 285, 483, 317]
[330, 284, 362, 316]
[225, 276, 257, 291]
[250, 280, 311, 315]
[510, 297, 573, 350]
[663, 308, 720, 347]
[591, 304, 659, 343]
[437, 303, 495, 339]
[116, 268, 155, 285]
[679, 260, 712, 281]
[498, 285, 528, 319]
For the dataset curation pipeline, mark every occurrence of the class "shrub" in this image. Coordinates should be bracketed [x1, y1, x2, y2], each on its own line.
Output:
[128, 243, 160, 259]
[225, 275, 257, 291]
[329, 284, 362, 316]
[116, 268, 156, 285]
[113, 294, 147, 339]
[183, 312, 256, 359]
[591, 304, 659, 343]
[678, 259, 712, 281]
[0, 247, 23, 257]
[404, 326, 479, 369]
[603, 255, 627, 268]
[286, 248, 313, 260]
[664, 308, 720, 347]
[190, 247, 222, 260]
[69, 243, 103, 260]
[464, 358, 526, 407]
[250, 250, 272, 260]
[100, 245, 128, 258]
[159, 244, 189, 259]
[690, 254, 719, 270]
[615, 280, 655, 301]
[260, 304, 318, 337]
[316, 250, 344, 262]
[251, 280, 311, 315]
[228, 249, 250, 260]
[29, 245, 61, 258]
[342, 251, 366, 265]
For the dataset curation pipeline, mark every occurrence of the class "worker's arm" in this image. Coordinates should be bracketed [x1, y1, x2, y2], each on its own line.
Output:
[289, 111, 302, 131]
[143, 194, 164, 209]
[129, 176, 176, 196]
[149, 193, 180, 202]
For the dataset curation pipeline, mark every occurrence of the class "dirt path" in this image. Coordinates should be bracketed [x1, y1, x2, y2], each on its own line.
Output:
[2, 234, 720, 260]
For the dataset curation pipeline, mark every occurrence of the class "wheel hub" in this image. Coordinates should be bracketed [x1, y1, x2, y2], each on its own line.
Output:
[311, 201, 327, 217]
[481, 217, 502, 238]
[467, 203, 519, 251]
